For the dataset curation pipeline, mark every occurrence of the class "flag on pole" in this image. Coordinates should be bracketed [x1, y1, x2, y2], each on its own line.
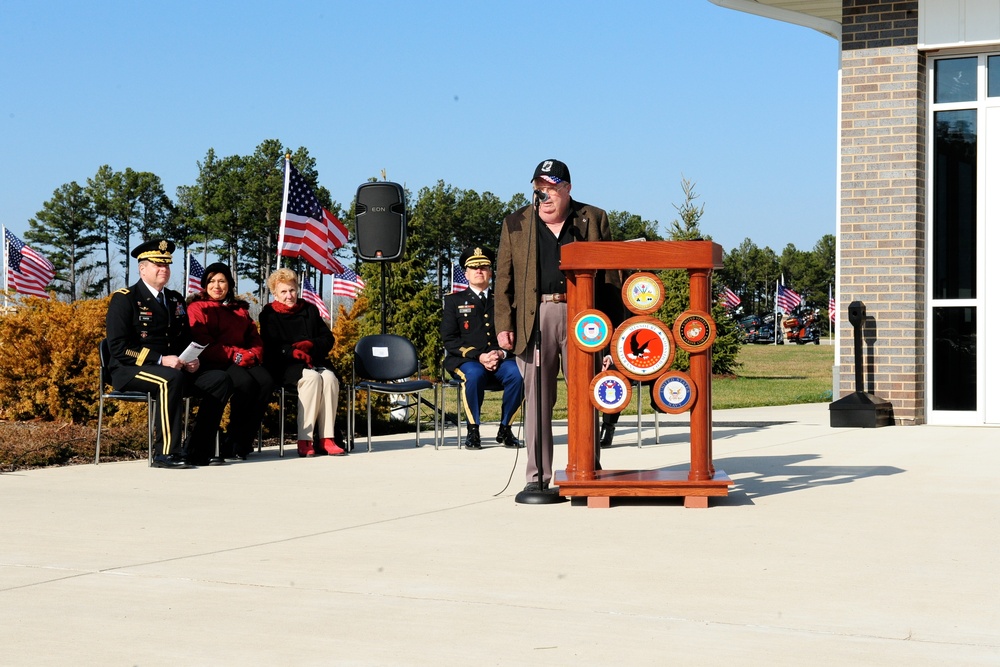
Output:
[776, 283, 802, 313]
[278, 160, 343, 274]
[720, 286, 741, 309]
[5, 229, 54, 299]
[829, 285, 836, 325]
[451, 263, 469, 294]
[332, 267, 365, 299]
[188, 255, 205, 295]
[302, 277, 331, 320]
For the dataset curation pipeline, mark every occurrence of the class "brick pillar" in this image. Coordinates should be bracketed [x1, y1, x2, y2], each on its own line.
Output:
[839, 2, 925, 424]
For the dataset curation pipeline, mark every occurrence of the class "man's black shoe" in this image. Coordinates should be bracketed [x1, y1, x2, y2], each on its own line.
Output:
[151, 455, 192, 469]
[599, 424, 616, 448]
[464, 424, 482, 450]
[522, 482, 541, 492]
[496, 424, 522, 449]
[208, 456, 228, 466]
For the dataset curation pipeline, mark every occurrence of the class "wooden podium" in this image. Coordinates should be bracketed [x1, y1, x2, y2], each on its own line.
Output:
[554, 241, 733, 508]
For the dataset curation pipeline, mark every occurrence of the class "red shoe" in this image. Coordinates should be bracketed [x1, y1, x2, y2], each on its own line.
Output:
[297, 440, 316, 457]
[320, 438, 347, 456]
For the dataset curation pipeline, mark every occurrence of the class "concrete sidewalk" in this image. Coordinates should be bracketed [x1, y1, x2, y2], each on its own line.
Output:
[2, 403, 998, 666]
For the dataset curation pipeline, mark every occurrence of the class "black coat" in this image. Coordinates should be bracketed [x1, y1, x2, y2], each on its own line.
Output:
[259, 300, 334, 384]
[105, 280, 191, 388]
[441, 288, 504, 375]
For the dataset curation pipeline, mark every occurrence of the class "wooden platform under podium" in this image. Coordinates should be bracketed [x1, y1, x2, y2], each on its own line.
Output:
[557, 241, 731, 508]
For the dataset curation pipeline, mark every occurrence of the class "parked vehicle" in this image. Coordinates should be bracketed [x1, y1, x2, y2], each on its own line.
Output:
[737, 314, 778, 344]
[781, 306, 821, 344]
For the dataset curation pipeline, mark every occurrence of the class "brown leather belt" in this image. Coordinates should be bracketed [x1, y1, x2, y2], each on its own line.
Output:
[540, 293, 566, 303]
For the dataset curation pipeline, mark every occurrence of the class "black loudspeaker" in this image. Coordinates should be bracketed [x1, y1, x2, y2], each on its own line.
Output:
[355, 182, 406, 261]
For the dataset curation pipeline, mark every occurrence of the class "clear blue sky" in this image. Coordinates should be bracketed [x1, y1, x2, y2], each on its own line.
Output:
[1, 1, 839, 266]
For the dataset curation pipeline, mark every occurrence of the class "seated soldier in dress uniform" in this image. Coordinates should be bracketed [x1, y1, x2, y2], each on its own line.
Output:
[105, 239, 232, 468]
[441, 246, 524, 449]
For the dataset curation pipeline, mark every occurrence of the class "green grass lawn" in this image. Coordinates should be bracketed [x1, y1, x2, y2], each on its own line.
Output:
[471, 343, 834, 422]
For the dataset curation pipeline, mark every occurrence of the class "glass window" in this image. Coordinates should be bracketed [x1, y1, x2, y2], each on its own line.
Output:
[989, 55, 1000, 97]
[935, 57, 978, 103]
[932, 110, 977, 300]
[932, 307, 977, 411]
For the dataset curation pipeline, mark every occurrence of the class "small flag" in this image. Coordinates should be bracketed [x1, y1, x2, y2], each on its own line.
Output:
[720, 286, 741, 309]
[829, 286, 836, 325]
[332, 267, 365, 299]
[188, 256, 204, 295]
[451, 263, 469, 294]
[302, 277, 331, 320]
[777, 283, 802, 314]
[5, 229, 54, 299]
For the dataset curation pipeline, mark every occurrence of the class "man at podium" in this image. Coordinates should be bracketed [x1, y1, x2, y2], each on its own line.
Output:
[494, 159, 620, 493]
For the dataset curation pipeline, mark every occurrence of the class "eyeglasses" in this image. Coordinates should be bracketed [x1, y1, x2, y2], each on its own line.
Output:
[466, 266, 491, 272]
[534, 184, 565, 196]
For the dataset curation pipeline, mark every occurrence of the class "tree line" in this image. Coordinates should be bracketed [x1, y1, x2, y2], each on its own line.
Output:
[21, 139, 834, 374]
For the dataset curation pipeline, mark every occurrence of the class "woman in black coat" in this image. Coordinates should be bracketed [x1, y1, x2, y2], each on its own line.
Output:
[259, 268, 345, 458]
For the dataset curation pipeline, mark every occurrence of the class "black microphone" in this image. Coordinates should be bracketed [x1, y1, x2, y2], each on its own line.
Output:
[533, 189, 549, 203]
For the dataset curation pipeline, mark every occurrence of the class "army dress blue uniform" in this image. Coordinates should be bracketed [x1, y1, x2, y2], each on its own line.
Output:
[106, 269, 231, 465]
[441, 286, 523, 439]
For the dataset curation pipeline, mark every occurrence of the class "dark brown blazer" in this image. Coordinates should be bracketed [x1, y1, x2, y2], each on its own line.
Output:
[494, 200, 620, 356]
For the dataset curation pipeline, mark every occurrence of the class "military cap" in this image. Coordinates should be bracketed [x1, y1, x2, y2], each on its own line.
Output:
[131, 238, 175, 265]
[460, 246, 494, 269]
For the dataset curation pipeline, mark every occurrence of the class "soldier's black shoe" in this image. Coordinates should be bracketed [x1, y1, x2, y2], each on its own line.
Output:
[496, 424, 521, 449]
[599, 425, 616, 448]
[464, 424, 482, 449]
[151, 454, 192, 469]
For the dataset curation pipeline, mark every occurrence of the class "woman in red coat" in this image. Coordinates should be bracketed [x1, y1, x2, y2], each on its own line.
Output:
[187, 263, 273, 460]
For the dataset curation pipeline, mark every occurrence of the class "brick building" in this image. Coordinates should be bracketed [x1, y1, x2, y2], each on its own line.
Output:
[712, 0, 1000, 426]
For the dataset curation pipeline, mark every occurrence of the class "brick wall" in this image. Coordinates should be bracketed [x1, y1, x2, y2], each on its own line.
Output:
[843, 1, 918, 50]
[838, 0, 926, 424]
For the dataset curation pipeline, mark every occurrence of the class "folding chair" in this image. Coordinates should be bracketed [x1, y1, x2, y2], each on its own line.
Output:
[95, 339, 155, 465]
[349, 334, 436, 452]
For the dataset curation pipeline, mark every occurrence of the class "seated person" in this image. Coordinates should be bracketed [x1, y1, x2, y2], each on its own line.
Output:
[105, 239, 231, 468]
[441, 246, 523, 450]
[259, 268, 346, 458]
[187, 262, 273, 461]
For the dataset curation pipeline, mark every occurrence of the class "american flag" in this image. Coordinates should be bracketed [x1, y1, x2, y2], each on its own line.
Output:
[188, 255, 204, 295]
[451, 263, 469, 294]
[332, 267, 365, 299]
[829, 286, 836, 325]
[5, 229, 54, 299]
[302, 277, 331, 320]
[777, 283, 802, 314]
[720, 285, 741, 309]
[278, 160, 345, 274]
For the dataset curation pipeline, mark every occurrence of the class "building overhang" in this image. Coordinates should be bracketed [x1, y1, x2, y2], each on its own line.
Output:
[708, 0, 842, 40]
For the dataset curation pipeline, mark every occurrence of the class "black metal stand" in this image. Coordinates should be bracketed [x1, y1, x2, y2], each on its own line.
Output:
[830, 300, 894, 427]
[515, 197, 566, 505]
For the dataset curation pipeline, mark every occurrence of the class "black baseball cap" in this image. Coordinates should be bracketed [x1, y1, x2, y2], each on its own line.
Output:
[531, 159, 571, 185]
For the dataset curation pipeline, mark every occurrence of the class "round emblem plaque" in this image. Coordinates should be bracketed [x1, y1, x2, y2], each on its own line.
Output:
[672, 310, 716, 352]
[622, 272, 665, 315]
[610, 316, 675, 381]
[651, 371, 698, 414]
[589, 371, 632, 414]
[570, 309, 613, 352]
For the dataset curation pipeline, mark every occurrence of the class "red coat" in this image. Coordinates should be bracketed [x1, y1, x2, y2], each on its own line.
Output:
[187, 297, 265, 368]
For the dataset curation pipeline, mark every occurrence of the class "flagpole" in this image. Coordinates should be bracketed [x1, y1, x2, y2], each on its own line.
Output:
[774, 278, 780, 345]
[276, 154, 291, 268]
